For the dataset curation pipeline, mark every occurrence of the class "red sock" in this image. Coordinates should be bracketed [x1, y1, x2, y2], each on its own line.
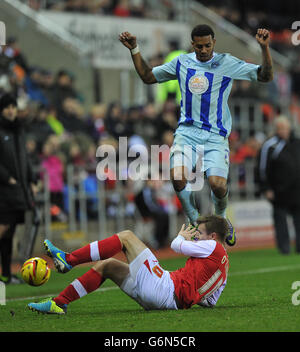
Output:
[53, 268, 104, 307]
[65, 234, 122, 266]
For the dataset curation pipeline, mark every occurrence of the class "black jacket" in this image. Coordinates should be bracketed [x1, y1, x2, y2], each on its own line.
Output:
[256, 133, 300, 208]
[135, 187, 165, 218]
[0, 116, 35, 212]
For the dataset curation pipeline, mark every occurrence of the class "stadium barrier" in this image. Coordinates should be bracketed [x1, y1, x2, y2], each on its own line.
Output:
[13, 156, 277, 261]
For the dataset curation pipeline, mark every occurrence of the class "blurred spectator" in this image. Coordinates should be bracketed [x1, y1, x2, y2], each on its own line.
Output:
[135, 178, 169, 249]
[160, 129, 173, 165]
[5, 37, 30, 74]
[290, 55, 300, 98]
[113, 0, 131, 17]
[51, 70, 79, 112]
[231, 135, 262, 164]
[25, 67, 49, 106]
[41, 137, 65, 213]
[26, 135, 41, 170]
[231, 80, 260, 100]
[67, 140, 86, 167]
[38, 69, 55, 104]
[86, 103, 107, 142]
[0, 44, 14, 77]
[126, 105, 142, 137]
[0, 93, 36, 284]
[59, 97, 89, 134]
[156, 46, 186, 105]
[128, 0, 146, 17]
[27, 105, 65, 151]
[157, 104, 178, 140]
[256, 116, 300, 254]
[46, 106, 65, 136]
[140, 102, 160, 144]
[105, 101, 130, 138]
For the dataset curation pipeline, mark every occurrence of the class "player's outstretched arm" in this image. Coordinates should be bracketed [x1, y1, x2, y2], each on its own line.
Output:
[256, 28, 273, 82]
[119, 31, 157, 84]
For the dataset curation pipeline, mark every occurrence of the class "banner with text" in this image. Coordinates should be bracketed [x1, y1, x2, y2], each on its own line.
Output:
[227, 200, 275, 249]
[42, 12, 191, 69]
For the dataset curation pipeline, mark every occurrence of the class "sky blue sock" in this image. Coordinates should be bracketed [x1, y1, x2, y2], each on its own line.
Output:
[211, 190, 228, 218]
[176, 184, 199, 224]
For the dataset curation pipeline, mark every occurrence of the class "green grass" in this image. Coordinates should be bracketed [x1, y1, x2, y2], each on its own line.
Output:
[1, 247, 300, 332]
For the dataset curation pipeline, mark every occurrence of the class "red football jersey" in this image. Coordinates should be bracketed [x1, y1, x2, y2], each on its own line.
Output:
[170, 238, 229, 309]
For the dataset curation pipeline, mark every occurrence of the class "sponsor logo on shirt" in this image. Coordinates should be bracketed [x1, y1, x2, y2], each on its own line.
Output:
[188, 74, 209, 95]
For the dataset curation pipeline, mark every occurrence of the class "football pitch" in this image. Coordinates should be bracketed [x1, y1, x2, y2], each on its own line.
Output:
[1, 247, 300, 333]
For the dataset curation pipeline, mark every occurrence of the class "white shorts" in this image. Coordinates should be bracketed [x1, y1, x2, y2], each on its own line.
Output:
[120, 248, 178, 310]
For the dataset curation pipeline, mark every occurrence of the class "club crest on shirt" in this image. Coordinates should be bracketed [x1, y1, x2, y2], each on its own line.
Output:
[211, 62, 220, 69]
[188, 74, 209, 95]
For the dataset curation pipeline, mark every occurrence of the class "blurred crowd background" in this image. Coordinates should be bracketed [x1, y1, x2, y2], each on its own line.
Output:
[1, 0, 299, 246]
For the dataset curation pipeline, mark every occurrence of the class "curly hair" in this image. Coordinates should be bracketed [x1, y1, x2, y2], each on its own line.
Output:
[191, 24, 215, 40]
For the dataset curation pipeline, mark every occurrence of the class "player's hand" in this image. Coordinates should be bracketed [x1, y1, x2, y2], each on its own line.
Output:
[178, 224, 200, 241]
[8, 177, 17, 185]
[119, 31, 137, 50]
[256, 28, 270, 47]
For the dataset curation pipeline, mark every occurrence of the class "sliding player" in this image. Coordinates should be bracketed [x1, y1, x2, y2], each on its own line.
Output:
[27, 215, 229, 314]
[119, 25, 273, 246]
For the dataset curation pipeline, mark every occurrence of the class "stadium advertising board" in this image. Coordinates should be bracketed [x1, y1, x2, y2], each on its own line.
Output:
[227, 200, 275, 249]
[41, 12, 190, 69]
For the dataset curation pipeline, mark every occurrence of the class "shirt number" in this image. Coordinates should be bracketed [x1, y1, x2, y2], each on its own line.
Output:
[152, 265, 164, 278]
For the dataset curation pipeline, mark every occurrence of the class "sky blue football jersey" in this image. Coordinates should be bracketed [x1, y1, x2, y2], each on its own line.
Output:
[152, 52, 260, 137]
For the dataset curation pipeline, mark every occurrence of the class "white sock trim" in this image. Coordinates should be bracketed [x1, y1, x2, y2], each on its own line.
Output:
[71, 279, 88, 297]
[90, 241, 101, 261]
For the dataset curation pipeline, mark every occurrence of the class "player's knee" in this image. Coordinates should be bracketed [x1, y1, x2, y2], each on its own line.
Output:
[171, 168, 187, 192]
[209, 177, 227, 198]
[118, 230, 136, 245]
[93, 258, 116, 276]
[92, 260, 105, 274]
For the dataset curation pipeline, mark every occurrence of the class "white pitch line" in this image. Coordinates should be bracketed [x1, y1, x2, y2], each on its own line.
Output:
[6, 286, 119, 303]
[6, 263, 300, 303]
[229, 263, 300, 276]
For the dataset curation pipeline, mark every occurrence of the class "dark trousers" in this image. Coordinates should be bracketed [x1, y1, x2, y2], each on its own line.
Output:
[152, 211, 169, 248]
[273, 205, 300, 254]
[0, 224, 16, 277]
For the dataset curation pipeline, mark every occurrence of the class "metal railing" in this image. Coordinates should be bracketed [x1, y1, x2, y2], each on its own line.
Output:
[15, 157, 259, 260]
[65, 164, 179, 241]
[37, 161, 258, 240]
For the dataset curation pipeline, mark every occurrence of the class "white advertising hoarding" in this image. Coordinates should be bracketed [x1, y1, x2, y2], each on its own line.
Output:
[42, 12, 191, 69]
[227, 200, 275, 249]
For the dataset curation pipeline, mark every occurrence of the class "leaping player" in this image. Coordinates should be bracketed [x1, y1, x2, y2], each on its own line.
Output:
[27, 215, 229, 313]
[119, 25, 273, 247]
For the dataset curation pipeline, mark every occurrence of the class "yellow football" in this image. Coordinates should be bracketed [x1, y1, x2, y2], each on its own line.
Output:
[21, 257, 51, 286]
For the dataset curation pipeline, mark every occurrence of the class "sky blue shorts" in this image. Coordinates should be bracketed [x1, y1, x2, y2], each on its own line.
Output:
[170, 124, 229, 179]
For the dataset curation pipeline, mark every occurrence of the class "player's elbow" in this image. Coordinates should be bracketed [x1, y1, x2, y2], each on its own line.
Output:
[257, 67, 273, 82]
[140, 71, 157, 84]
[170, 236, 183, 254]
[141, 77, 156, 85]
[258, 74, 273, 83]
[267, 72, 274, 82]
